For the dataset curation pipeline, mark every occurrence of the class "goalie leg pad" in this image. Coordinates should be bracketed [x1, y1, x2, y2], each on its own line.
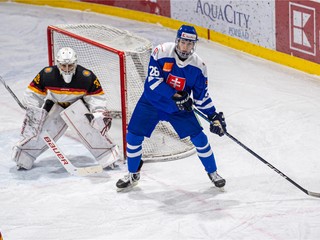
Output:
[12, 104, 67, 169]
[97, 145, 121, 168]
[21, 105, 48, 139]
[12, 146, 36, 170]
[61, 99, 121, 168]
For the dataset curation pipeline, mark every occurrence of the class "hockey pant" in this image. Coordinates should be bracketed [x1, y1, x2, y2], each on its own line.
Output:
[12, 100, 120, 169]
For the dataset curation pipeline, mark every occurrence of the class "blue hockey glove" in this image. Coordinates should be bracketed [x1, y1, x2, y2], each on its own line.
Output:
[172, 91, 193, 112]
[209, 112, 227, 136]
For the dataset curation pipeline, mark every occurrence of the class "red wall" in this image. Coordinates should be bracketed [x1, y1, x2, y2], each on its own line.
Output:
[81, 0, 171, 17]
[276, 0, 320, 63]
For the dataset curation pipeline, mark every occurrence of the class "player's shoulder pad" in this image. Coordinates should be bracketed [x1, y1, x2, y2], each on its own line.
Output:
[43, 66, 53, 73]
[189, 53, 208, 77]
[82, 69, 92, 77]
[76, 65, 92, 77]
[151, 42, 175, 60]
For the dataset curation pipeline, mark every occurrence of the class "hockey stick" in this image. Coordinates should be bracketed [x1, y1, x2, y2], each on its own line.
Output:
[0, 76, 26, 110]
[0, 76, 103, 176]
[193, 107, 320, 198]
[42, 131, 103, 176]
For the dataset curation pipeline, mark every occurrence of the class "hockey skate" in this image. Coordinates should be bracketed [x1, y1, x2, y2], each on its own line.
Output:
[116, 160, 143, 192]
[208, 171, 226, 190]
[116, 172, 140, 191]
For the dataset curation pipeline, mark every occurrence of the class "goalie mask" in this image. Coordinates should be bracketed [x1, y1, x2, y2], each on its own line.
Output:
[175, 25, 198, 60]
[56, 47, 78, 83]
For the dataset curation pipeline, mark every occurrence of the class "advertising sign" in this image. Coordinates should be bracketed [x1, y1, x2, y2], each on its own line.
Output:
[276, 0, 320, 63]
[171, 0, 275, 49]
[81, 0, 171, 17]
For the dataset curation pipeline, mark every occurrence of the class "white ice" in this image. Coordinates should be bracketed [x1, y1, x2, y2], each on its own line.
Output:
[1, 2, 320, 240]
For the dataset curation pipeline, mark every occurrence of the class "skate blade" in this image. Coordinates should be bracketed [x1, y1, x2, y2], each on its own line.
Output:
[116, 182, 138, 192]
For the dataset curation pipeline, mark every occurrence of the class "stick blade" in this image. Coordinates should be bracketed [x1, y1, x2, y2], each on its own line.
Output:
[307, 191, 320, 198]
[74, 165, 104, 176]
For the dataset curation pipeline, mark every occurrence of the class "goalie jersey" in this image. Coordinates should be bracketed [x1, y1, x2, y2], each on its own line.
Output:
[143, 42, 216, 117]
[23, 65, 107, 112]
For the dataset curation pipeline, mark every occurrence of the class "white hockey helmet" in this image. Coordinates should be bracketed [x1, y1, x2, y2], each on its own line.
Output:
[56, 47, 77, 83]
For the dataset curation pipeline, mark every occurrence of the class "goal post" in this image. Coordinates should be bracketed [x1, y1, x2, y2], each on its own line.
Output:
[47, 23, 195, 161]
[47, 24, 129, 159]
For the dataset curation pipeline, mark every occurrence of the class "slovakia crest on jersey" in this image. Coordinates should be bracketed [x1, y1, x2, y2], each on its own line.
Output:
[166, 74, 186, 91]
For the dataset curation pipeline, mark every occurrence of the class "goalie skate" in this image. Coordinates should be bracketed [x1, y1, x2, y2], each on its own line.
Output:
[208, 171, 226, 191]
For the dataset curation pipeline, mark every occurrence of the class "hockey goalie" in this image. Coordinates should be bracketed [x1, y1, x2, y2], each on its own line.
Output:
[11, 47, 121, 171]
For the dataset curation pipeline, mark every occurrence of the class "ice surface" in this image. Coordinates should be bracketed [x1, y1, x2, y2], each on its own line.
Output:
[1, 2, 320, 240]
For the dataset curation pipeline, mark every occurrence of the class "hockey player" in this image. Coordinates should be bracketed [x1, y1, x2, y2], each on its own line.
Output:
[12, 47, 120, 170]
[116, 25, 226, 191]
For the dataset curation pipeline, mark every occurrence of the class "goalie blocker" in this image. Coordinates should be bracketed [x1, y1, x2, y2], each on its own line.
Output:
[12, 99, 120, 170]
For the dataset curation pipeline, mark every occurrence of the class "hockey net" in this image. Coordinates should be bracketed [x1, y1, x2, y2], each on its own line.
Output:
[47, 24, 195, 161]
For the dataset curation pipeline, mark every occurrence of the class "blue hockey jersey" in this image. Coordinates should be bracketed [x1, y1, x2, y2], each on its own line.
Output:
[143, 42, 216, 117]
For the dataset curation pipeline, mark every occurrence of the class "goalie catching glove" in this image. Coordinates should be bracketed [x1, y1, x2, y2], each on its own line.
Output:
[172, 91, 193, 112]
[86, 110, 112, 135]
[209, 112, 227, 137]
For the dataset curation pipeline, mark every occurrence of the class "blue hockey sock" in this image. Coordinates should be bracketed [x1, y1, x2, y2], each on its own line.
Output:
[126, 131, 144, 173]
[191, 131, 217, 173]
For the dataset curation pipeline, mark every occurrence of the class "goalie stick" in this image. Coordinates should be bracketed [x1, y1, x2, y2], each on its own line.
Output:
[0, 76, 103, 176]
[193, 107, 320, 198]
[0, 76, 26, 110]
[42, 131, 103, 176]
